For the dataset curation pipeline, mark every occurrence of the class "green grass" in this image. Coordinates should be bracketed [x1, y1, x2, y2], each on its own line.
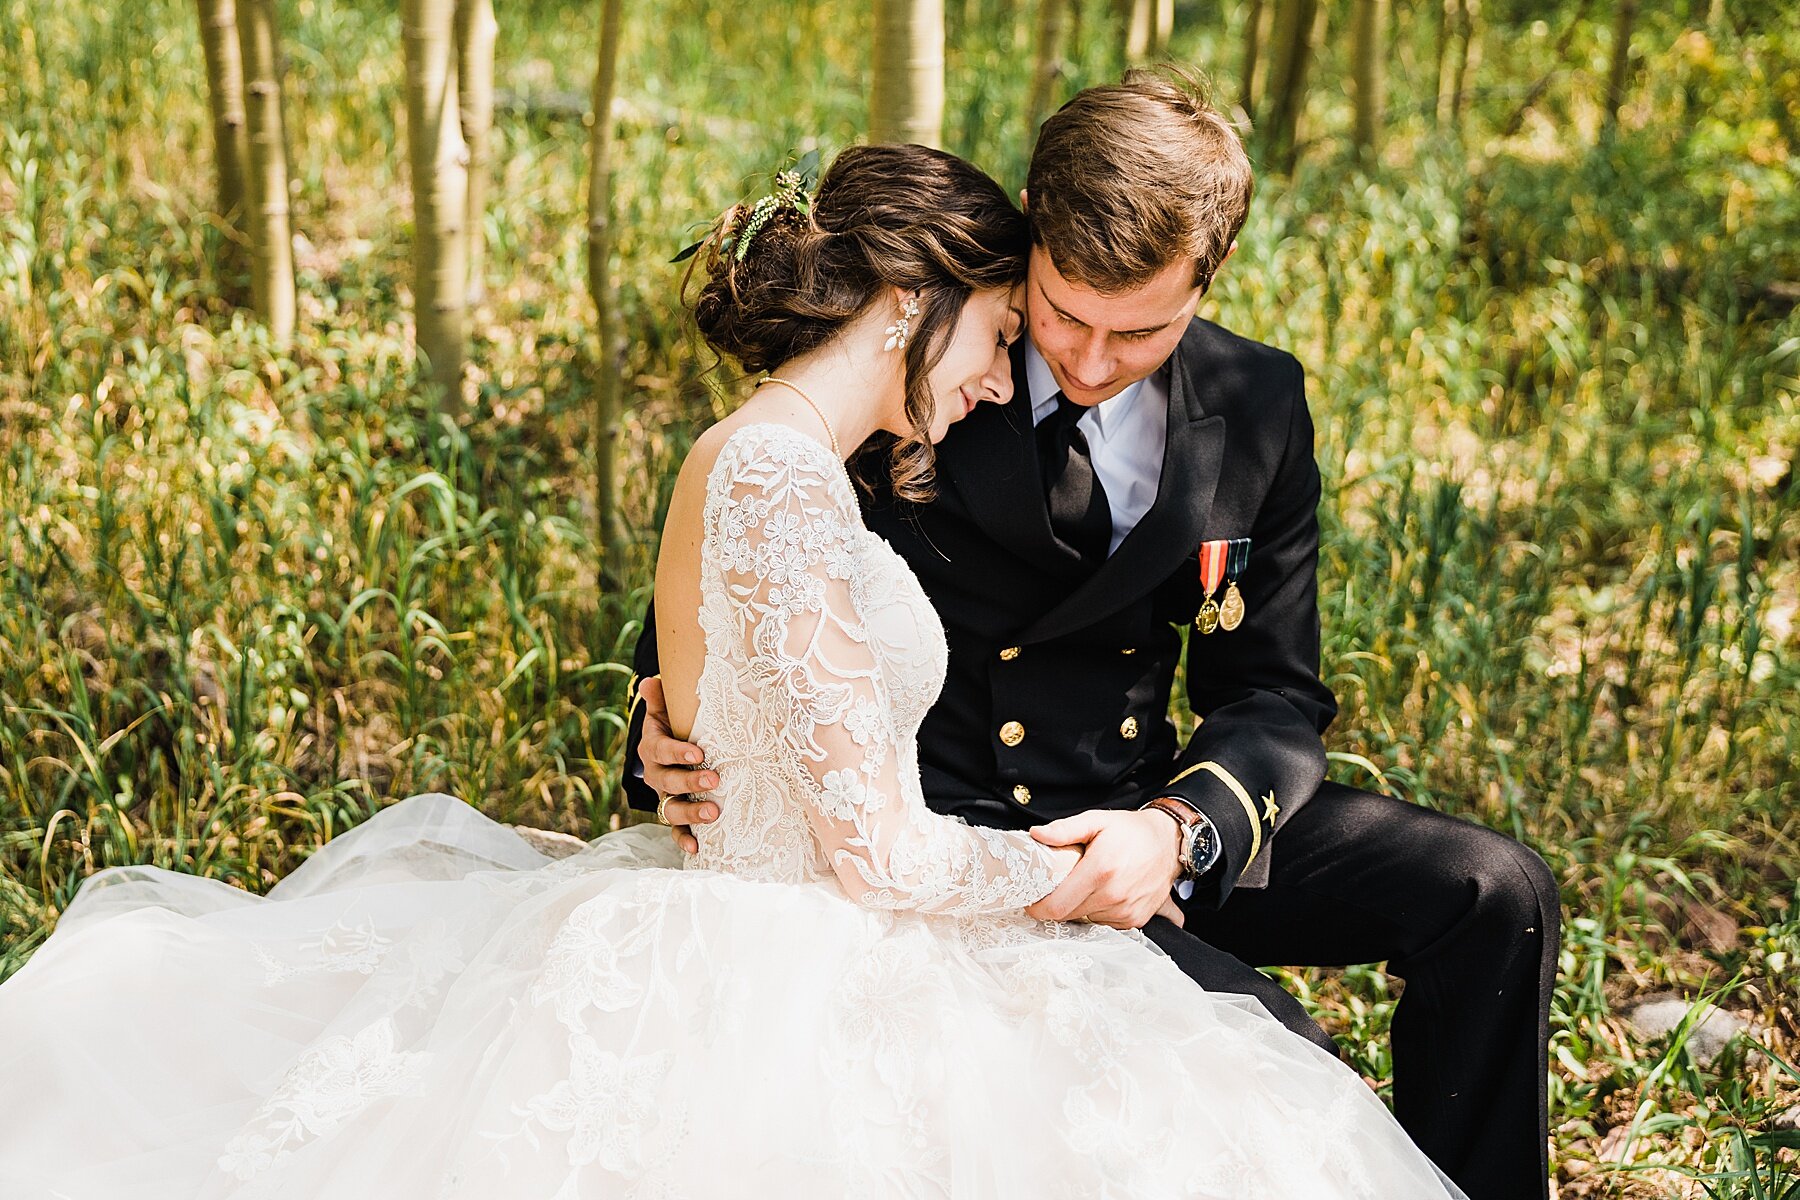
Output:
[2, 0, 1797, 1192]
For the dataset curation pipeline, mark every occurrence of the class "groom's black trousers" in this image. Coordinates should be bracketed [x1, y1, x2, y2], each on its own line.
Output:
[1143, 781, 1559, 1200]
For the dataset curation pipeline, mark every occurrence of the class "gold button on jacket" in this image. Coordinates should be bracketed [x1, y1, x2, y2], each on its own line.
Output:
[1012, 784, 1032, 805]
[999, 720, 1025, 747]
[1120, 716, 1139, 740]
[998, 646, 1021, 661]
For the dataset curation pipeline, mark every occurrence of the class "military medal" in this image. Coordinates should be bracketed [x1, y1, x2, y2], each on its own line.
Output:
[1219, 538, 1251, 631]
[1196, 540, 1227, 634]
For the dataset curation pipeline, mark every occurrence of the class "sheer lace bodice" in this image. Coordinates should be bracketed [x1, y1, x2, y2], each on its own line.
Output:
[686, 423, 1068, 916]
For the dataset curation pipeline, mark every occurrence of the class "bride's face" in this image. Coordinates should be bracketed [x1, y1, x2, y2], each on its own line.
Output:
[915, 286, 1025, 444]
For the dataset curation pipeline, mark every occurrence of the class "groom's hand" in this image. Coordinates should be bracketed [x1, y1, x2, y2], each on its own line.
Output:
[636, 676, 719, 855]
[1026, 809, 1184, 929]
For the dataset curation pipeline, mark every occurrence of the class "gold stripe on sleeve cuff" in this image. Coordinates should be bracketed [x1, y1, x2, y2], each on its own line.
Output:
[628, 673, 655, 725]
[1165, 759, 1263, 877]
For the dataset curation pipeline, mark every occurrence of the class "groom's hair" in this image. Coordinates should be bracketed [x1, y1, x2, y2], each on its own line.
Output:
[1027, 67, 1252, 295]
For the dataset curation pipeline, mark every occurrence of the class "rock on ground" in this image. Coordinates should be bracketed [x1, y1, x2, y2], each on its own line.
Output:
[1622, 993, 1751, 1066]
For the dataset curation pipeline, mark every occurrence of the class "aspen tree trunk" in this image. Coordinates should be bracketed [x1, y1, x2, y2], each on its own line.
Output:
[233, 0, 295, 342]
[1153, 0, 1174, 55]
[1240, 0, 1268, 117]
[1433, 0, 1454, 125]
[1124, 0, 1154, 63]
[588, 0, 627, 580]
[196, 0, 250, 232]
[1604, 0, 1637, 133]
[1444, 0, 1479, 129]
[403, 0, 469, 415]
[870, 0, 945, 147]
[1263, 0, 1320, 173]
[999, 0, 1023, 50]
[455, 0, 497, 306]
[1026, 0, 1069, 140]
[1350, 0, 1386, 160]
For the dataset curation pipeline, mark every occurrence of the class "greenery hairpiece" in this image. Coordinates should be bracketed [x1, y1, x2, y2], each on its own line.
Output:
[672, 148, 823, 265]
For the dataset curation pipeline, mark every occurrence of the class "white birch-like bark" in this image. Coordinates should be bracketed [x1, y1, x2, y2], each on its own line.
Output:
[871, 0, 945, 147]
[234, 0, 295, 342]
[455, 0, 497, 305]
[403, 0, 469, 413]
[196, 0, 250, 230]
[588, 0, 627, 579]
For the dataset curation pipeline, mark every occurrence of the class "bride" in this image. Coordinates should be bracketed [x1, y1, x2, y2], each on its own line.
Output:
[0, 145, 1463, 1198]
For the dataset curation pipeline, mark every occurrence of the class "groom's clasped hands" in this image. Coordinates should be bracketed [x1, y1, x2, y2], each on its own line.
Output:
[636, 677, 1185, 930]
[1024, 808, 1187, 929]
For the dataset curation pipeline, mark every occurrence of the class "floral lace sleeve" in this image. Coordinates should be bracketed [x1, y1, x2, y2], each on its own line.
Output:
[704, 427, 1071, 917]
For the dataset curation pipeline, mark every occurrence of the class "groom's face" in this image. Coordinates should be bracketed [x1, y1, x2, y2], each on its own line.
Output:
[1024, 244, 1204, 407]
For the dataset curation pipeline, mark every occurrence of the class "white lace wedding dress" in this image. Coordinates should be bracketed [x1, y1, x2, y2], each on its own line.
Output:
[0, 424, 1465, 1199]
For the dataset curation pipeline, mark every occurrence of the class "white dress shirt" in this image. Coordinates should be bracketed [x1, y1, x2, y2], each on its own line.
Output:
[1024, 341, 1168, 555]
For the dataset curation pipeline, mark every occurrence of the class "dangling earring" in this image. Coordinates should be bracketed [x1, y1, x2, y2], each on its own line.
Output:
[884, 295, 921, 352]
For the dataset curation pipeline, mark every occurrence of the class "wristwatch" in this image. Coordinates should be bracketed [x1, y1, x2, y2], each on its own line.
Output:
[1140, 796, 1222, 882]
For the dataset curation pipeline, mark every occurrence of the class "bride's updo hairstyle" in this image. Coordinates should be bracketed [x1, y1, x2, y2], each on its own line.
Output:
[690, 144, 1028, 501]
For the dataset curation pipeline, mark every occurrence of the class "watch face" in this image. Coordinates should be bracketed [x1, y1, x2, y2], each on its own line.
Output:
[1184, 820, 1219, 879]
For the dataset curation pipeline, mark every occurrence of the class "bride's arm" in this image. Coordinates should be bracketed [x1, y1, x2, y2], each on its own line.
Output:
[712, 434, 1077, 918]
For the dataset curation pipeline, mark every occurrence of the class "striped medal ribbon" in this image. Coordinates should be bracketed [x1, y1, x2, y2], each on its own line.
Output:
[1220, 538, 1251, 631]
[1196, 539, 1228, 634]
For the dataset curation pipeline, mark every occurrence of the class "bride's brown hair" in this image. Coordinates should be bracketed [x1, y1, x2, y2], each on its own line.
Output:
[689, 144, 1028, 501]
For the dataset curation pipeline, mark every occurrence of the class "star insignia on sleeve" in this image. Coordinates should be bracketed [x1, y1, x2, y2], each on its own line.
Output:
[1261, 790, 1279, 822]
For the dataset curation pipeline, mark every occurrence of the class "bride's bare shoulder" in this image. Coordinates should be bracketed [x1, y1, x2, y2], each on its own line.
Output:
[674, 417, 832, 500]
[664, 418, 781, 537]
[670, 421, 733, 494]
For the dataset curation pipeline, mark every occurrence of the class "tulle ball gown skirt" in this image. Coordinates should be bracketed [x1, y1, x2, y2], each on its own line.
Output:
[0, 793, 1462, 1198]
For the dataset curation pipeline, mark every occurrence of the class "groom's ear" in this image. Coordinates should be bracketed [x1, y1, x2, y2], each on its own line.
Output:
[1018, 188, 1029, 212]
[1201, 240, 1239, 293]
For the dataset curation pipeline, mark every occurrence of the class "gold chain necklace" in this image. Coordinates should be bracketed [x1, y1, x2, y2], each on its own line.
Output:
[759, 376, 840, 458]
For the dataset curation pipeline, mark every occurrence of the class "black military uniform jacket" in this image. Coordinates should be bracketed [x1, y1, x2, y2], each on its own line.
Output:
[624, 317, 1339, 909]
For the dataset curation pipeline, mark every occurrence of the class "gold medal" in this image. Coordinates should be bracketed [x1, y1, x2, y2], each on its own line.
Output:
[1220, 582, 1245, 631]
[1216, 538, 1251, 632]
[1195, 540, 1228, 635]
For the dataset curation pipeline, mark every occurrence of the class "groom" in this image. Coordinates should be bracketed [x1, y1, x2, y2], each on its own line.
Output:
[628, 71, 1558, 1200]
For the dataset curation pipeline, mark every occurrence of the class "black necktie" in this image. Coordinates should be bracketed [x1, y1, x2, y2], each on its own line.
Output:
[1037, 393, 1111, 569]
